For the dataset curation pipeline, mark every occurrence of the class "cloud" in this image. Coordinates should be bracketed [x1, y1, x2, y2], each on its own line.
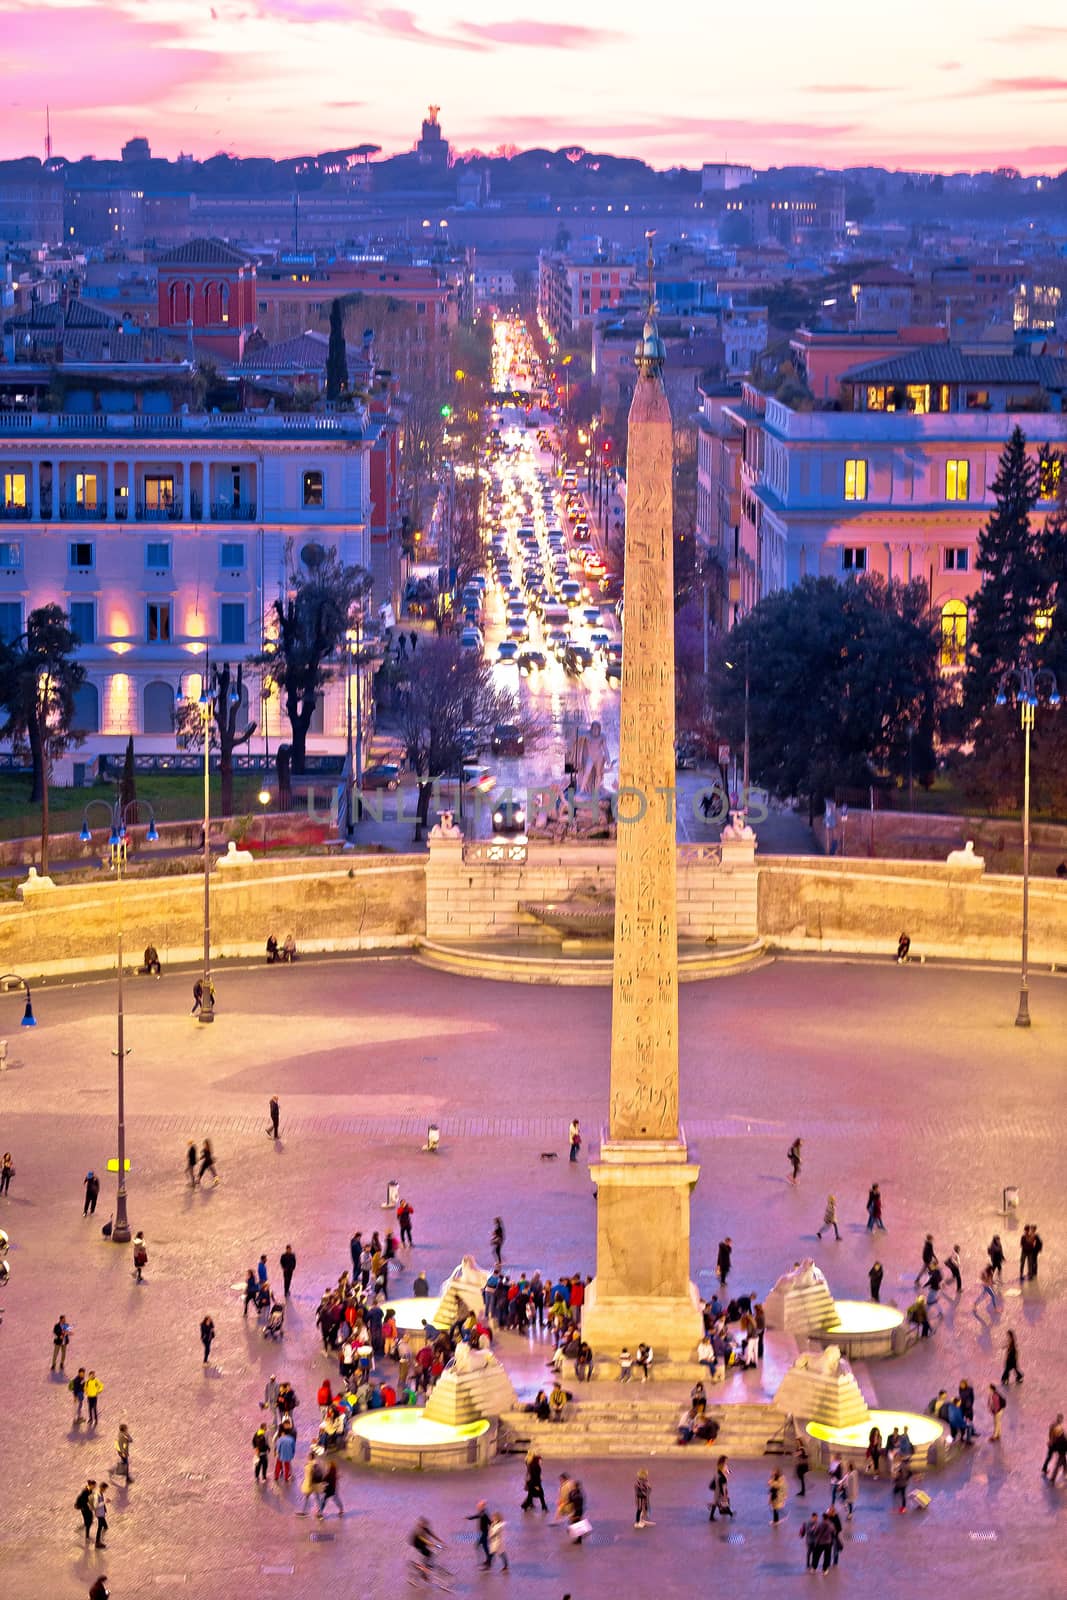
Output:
[454, 20, 624, 49]
[365, 6, 485, 49]
[992, 25, 1067, 44]
[984, 76, 1067, 93]
[473, 113, 858, 146]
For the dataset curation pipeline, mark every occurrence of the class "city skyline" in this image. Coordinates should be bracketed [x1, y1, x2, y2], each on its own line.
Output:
[3, 0, 1067, 175]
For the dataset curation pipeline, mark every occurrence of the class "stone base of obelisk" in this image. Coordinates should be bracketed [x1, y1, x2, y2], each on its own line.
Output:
[581, 1140, 704, 1367]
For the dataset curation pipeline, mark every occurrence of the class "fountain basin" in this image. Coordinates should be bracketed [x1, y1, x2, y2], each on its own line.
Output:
[806, 1409, 947, 1468]
[808, 1299, 904, 1359]
[387, 1295, 443, 1336]
[349, 1409, 493, 1470]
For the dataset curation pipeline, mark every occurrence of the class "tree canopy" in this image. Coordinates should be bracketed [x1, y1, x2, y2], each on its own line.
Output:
[0, 603, 86, 870]
[710, 575, 938, 805]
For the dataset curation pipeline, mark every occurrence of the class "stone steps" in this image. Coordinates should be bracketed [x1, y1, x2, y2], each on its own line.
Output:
[500, 1402, 787, 1459]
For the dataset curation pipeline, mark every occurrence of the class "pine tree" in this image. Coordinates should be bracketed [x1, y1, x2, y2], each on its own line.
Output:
[325, 298, 348, 401]
[964, 425, 1044, 723]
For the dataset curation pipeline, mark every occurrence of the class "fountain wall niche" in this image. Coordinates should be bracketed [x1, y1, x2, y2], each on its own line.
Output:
[764, 1260, 905, 1359]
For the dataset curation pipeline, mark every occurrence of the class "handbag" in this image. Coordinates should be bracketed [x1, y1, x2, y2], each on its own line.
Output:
[568, 1518, 592, 1540]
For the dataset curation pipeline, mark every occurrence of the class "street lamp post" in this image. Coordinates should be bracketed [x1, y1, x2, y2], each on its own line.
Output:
[0, 973, 37, 1029]
[179, 656, 240, 1025]
[79, 799, 159, 1243]
[996, 659, 1061, 1028]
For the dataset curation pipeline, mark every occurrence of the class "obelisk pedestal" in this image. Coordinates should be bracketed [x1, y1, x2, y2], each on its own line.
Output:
[581, 288, 703, 1367]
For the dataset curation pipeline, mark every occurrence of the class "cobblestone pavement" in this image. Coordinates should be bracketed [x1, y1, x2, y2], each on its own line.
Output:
[1, 953, 1065, 1598]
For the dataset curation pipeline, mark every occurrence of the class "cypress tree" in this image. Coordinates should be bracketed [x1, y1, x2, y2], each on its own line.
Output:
[325, 298, 348, 401]
[964, 425, 1044, 723]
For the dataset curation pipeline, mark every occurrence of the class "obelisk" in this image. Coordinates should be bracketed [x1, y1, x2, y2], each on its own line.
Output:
[582, 242, 702, 1366]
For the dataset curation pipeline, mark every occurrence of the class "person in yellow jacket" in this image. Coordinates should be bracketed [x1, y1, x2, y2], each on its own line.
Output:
[86, 1370, 104, 1427]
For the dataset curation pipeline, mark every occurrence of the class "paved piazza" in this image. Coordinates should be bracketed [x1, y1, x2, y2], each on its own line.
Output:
[2, 952, 1065, 1597]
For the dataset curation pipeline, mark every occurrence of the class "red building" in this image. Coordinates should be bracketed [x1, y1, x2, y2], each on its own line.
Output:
[156, 237, 256, 358]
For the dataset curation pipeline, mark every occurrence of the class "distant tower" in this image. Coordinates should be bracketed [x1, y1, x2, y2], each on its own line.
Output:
[417, 105, 449, 168]
[45, 105, 52, 163]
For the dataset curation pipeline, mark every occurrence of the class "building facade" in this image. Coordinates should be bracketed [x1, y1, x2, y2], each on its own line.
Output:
[711, 348, 1067, 666]
[156, 238, 258, 359]
[537, 253, 636, 344]
[0, 407, 382, 760]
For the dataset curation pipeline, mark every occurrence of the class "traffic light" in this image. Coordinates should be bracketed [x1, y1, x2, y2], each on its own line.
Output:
[440, 404, 453, 419]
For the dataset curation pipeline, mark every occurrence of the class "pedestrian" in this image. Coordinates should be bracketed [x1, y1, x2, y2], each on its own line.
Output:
[552, 1473, 574, 1525]
[262, 1374, 281, 1420]
[1001, 1329, 1024, 1385]
[266, 1095, 280, 1139]
[252, 1423, 270, 1482]
[842, 1463, 859, 1519]
[987, 1234, 1005, 1281]
[977, 1263, 1000, 1314]
[243, 1269, 258, 1317]
[787, 1137, 802, 1185]
[113, 1422, 132, 1482]
[197, 1139, 217, 1185]
[491, 1217, 505, 1266]
[708, 1456, 733, 1520]
[794, 1438, 809, 1497]
[273, 1419, 297, 1481]
[521, 1448, 548, 1511]
[634, 1466, 653, 1528]
[1042, 1413, 1065, 1478]
[70, 1367, 87, 1422]
[1020, 1224, 1043, 1281]
[814, 1511, 835, 1569]
[191, 979, 203, 1015]
[945, 1243, 963, 1294]
[892, 1457, 911, 1512]
[397, 1198, 414, 1247]
[349, 1230, 362, 1275]
[569, 1119, 582, 1162]
[866, 1424, 883, 1478]
[83, 1171, 100, 1216]
[916, 1233, 937, 1285]
[865, 1183, 886, 1231]
[89, 1578, 110, 1600]
[716, 1237, 732, 1287]
[567, 1478, 588, 1544]
[297, 1450, 323, 1513]
[816, 1195, 840, 1241]
[826, 1505, 844, 1565]
[280, 1244, 296, 1297]
[86, 1370, 103, 1426]
[868, 1260, 884, 1303]
[0, 1150, 12, 1196]
[768, 1467, 787, 1525]
[94, 1483, 109, 1547]
[467, 1499, 491, 1567]
[317, 1458, 344, 1518]
[487, 1510, 509, 1569]
[410, 628, 418, 654]
[52, 1314, 72, 1372]
[75, 1480, 96, 1542]
[800, 1511, 820, 1569]
[988, 1383, 1007, 1442]
[199, 1315, 215, 1363]
[132, 1232, 148, 1282]
[186, 1142, 197, 1186]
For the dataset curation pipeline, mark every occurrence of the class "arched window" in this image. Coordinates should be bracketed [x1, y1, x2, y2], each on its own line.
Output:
[220, 281, 230, 324]
[71, 681, 99, 734]
[204, 280, 219, 322]
[168, 282, 179, 323]
[183, 281, 193, 320]
[940, 600, 968, 670]
[143, 679, 175, 734]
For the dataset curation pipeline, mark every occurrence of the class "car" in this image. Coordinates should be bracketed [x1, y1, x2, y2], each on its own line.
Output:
[590, 630, 612, 651]
[563, 643, 594, 676]
[497, 639, 521, 663]
[507, 619, 529, 642]
[560, 580, 582, 607]
[464, 765, 496, 795]
[459, 629, 483, 651]
[491, 796, 527, 836]
[491, 722, 525, 756]
[581, 606, 602, 627]
[360, 762, 401, 791]
[675, 740, 699, 771]
[518, 649, 547, 675]
[605, 655, 622, 684]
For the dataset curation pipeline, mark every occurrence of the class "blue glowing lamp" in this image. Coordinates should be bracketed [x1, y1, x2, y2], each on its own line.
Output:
[1050, 688, 1062, 708]
[21, 992, 35, 1027]
[145, 820, 159, 843]
[995, 688, 1008, 707]
[79, 821, 91, 843]
[108, 826, 121, 850]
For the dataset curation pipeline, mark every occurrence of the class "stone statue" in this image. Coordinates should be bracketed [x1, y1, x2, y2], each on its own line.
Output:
[429, 809, 463, 840]
[577, 720, 609, 797]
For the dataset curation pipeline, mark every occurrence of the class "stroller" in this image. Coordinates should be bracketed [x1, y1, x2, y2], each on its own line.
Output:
[263, 1301, 285, 1340]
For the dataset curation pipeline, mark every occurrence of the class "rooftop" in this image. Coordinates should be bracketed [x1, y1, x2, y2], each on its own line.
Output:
[842, 349, 1067, 389]
[155, 237, 253, 268]
[230, 330, 375, 379]
[0, 407, 379, 441]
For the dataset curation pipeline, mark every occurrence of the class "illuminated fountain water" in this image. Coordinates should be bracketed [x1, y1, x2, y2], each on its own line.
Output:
[764, 1259, 905, 1358]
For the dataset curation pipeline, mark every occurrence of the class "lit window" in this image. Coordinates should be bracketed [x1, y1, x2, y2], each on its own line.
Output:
[844, 459, 868, 501]
[146, 601, 171, 643]
[2, 472, 26, 508]
[943, 547, 969, 572]
[1034, 607, 1053, 643]
[75, 473, 98, 509]
[302, 470, 324, 507]
[945, 460, 970, 501]
[144, 475, 174, 510]
[905, 384, 930, 415]
[940, 600, 968, 669]
[842, 547, 867, 572]
[1039, 454, 1063, 500]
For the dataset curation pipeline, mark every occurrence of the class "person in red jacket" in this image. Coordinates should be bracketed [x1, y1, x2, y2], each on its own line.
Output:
[397, 1199, 414, 1247]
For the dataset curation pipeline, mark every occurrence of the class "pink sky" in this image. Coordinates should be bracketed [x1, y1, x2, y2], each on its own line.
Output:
[3, 0, 1067, 173]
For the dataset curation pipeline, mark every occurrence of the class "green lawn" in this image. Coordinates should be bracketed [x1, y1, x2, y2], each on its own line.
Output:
[0, 772, 273, 844]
